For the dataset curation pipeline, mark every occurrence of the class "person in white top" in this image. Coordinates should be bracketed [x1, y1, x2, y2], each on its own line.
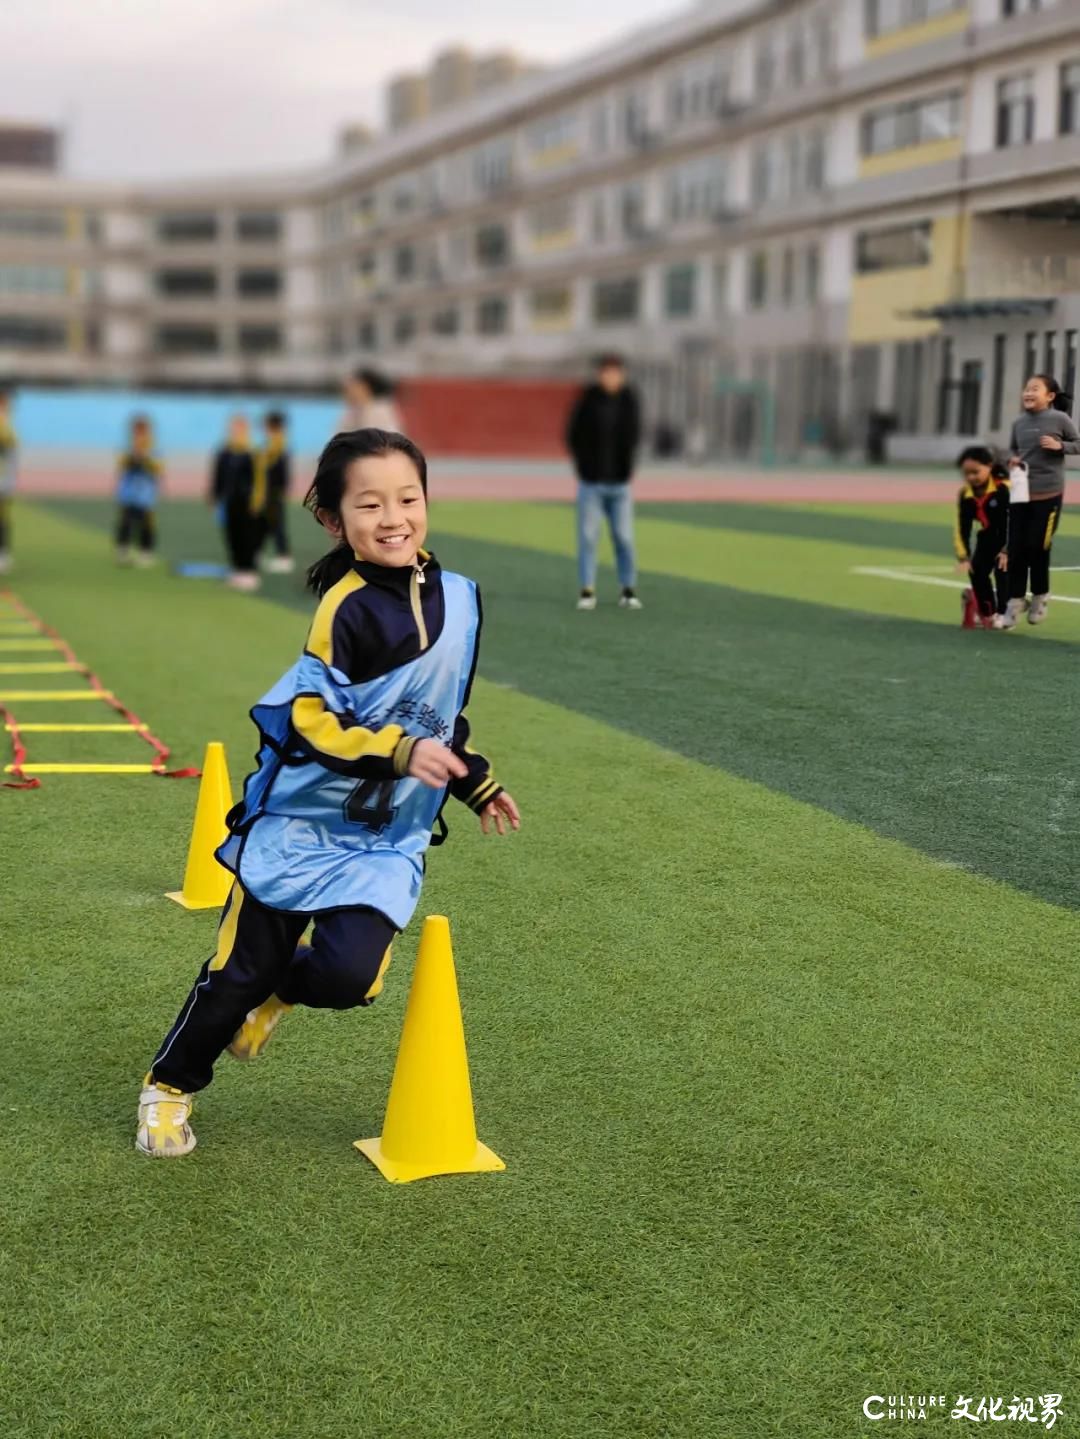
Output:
[340, 368, 403, 435]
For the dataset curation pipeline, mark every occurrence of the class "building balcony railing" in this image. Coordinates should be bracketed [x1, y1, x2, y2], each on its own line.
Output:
[964, 256, 1080, 301]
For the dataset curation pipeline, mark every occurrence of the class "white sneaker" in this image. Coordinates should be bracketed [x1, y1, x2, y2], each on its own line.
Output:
[1028, 594, 1049, 625]
[993, 599, 1023, 631]
[0, 551, 10, 575]
[264, 555, 295, 575]
[116, 546, 133, 566]
[619, 592, 643, 610]
[135, 1078, 196, 1158]
[227, 571, 261, 592]
[132, 550, 158, 569]
[577, 591, 597, 611]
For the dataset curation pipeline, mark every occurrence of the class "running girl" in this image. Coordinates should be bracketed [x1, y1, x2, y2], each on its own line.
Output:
[137, 429, 520, 1156]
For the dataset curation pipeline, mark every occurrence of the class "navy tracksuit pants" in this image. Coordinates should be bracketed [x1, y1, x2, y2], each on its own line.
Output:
[150, 882, 396, 1092]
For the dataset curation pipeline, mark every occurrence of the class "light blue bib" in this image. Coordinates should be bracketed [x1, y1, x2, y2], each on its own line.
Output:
[218, 570, 479, 928]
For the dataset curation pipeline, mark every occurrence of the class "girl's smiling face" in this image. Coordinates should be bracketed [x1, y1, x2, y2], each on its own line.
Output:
[320, 449, 428, 568]
[1022, 376, 1054, 412]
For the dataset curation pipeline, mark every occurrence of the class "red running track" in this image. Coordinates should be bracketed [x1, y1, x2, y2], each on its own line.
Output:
[17, 458, 963, 505]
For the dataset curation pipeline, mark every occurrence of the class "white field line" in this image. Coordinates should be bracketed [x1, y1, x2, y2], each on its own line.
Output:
[1049, 778, 1078, 836]
[852, 565, 1080, 604]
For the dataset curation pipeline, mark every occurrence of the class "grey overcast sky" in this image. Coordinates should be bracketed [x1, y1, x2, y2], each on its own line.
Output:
[0, 0, 682, 182]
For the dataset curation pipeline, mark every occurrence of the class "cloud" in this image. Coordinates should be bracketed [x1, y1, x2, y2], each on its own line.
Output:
[0, 0, 676, 179]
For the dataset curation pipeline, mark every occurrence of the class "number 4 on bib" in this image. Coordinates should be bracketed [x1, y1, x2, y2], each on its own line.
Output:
[345, 778, 398, 833]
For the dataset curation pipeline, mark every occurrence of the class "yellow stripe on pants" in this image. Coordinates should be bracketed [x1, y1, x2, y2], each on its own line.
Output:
[210, 883, 245, 972]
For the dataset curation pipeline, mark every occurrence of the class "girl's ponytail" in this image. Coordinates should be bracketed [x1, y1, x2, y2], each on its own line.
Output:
[303, 427, 428, 597]
[306, 543, 355, 598]
[1031, 374, 1074, 413]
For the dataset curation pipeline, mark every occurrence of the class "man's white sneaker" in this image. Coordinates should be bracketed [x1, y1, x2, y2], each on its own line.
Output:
[1028, 594, 1049, 625]
[264, 555, 295, 575]
[576, 591, 597, 611]
[619, 591, 643, 610]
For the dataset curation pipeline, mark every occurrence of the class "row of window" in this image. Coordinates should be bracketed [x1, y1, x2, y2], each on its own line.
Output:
[0, 209, 282, 246]
[154, 324, 282, 355]
[154, 267, 282, 298]
[994, 64, 1080, 148]
[344, 130, 825, 291]
[750, 129, 826, 207]
[0, 263, 70, 296]
[0, 317, 285, 355]
[861, 92, 962, 157]
[753, 10, 834, 101]
[346, 247, 823, 347]
[864, 0, 964, 41]
[322, 53, 1080, 244]
[155, 211, 281, 244]
[746, 245, 822, 310]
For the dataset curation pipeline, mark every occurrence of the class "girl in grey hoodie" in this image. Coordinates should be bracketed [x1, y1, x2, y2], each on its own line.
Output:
[995, 373, 1080, 630]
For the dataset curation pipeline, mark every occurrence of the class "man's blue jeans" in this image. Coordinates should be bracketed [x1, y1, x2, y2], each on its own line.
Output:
[577, 481, 636, 591]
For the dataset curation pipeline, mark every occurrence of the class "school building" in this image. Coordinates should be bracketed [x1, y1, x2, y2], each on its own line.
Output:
[0, 0, 1076, 459]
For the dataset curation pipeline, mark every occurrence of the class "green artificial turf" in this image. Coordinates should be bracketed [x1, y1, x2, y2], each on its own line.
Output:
[2, 497, 1078, 1438]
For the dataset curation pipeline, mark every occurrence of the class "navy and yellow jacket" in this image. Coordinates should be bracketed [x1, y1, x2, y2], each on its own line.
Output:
[211, 444, 255, 509]
[251, 438, 290, 517]
[954, 475, 1009, 562]
[291, 551, 502, 815]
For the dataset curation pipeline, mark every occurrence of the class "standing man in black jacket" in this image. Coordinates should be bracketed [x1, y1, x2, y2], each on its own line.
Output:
[566, 353, 643, 610]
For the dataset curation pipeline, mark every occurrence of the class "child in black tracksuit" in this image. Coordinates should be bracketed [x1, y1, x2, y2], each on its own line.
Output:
[255, 410, 294, 574]
[211, 414, 260, 591]
[954, 446, 1009, 620]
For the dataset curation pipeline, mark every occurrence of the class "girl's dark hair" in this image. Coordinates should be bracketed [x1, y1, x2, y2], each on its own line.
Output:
[304, 428, 427, 596]
[1029, 374, 1075, 412]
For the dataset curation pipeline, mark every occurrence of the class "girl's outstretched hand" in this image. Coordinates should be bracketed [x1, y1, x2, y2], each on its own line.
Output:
[480, 791, 521, 836]
[408, 739, 469, 789]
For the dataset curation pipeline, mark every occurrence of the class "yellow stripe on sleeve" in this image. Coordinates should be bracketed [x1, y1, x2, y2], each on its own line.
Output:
[292, 695, 402, 764]
[466, 776, 500, 808]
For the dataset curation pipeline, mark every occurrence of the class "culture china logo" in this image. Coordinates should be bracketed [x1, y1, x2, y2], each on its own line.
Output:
[862, 1395, 1063, 1428]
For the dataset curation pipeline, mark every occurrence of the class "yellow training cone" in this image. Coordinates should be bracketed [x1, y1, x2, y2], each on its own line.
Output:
[165, 742, 234, 910]
[355, 915, 505, 1183]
